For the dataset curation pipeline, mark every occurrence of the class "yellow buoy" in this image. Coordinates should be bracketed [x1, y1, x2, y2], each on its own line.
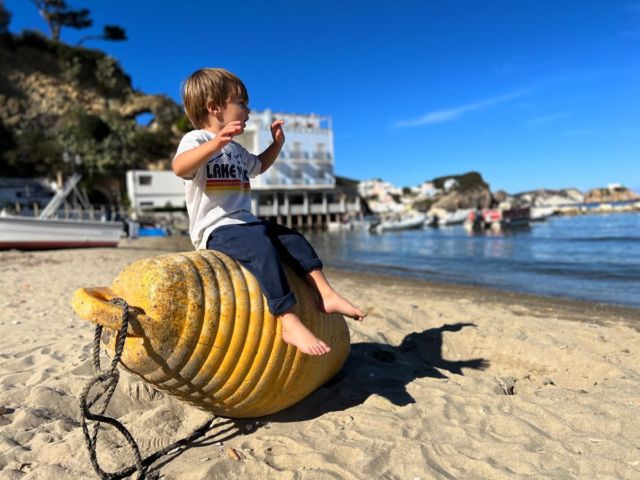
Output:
[71, 250, 350, 418]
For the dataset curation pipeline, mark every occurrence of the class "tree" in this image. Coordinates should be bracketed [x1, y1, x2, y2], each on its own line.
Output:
[77, 24, 127, 45]
[0, 1, 11, 35]
[31, 0, 92, 41]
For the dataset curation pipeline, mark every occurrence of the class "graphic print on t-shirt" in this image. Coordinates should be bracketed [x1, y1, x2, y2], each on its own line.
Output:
[205, 150, 251, 193]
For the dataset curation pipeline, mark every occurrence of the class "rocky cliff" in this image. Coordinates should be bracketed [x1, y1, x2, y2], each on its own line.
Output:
[514, 188, 584, 207]
[0, 31, 185, 184]
[430, 172, 494, 211]
[0, 32, 181, 131]
[584, 187, 639, 203]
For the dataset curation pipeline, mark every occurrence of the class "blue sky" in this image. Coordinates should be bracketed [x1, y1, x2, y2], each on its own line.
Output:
[6, 0, 640, 193]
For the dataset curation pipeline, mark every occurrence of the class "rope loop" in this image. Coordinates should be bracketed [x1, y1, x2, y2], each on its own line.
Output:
[77, 297, 216, 479]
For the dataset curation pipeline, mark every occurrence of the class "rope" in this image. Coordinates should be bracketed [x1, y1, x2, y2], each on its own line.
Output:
[78, 298, 216, 479]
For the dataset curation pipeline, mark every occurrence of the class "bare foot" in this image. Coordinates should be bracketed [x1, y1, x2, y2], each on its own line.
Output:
[280, 313, 331, 356]
[319, 291, 366, 321]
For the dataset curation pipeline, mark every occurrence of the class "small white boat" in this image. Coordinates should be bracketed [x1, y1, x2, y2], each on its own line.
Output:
[0, 174, 124, 250]
[530, 206, 556, 222]
[371, 214, 426, 233]
[437, 209, 471, 226]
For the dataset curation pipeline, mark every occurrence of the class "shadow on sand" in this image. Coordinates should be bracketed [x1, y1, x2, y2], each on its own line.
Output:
[137, 323, 488, 475]
[265, 322, 489, 423]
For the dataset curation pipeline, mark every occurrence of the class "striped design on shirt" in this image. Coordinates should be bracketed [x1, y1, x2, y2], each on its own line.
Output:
[205, 179, 251, 192]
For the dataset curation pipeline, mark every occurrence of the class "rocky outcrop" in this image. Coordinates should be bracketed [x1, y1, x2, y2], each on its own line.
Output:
[430, 172, 493, 211]
[0, 32, 182, 132]
[114, 94, 182, 130]
[431, 184, 493, 211]
[584, 187, 639, 203]
[515, 188, 584, 207]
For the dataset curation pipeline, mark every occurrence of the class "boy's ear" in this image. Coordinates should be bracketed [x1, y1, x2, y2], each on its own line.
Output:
[206, 100, 221, 114]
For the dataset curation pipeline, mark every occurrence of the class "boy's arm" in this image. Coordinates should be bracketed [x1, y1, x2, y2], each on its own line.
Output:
[258, 120, 285, 173]
[172, 122, 243, 178]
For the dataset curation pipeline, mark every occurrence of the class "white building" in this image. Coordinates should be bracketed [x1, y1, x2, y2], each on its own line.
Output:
[234, 110, 361, 228]
[126, 110, 363, 229]
[235, 110, 335, 189]
[126, 170, 185, 210]
[443, 178, 459, 192]
[357, 179, 402, 199]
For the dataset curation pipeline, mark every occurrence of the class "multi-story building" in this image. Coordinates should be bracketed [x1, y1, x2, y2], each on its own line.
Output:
[235, 110, 362, 228]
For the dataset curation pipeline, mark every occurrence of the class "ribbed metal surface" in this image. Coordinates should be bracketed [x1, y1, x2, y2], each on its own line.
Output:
[72, 250, 350, 418]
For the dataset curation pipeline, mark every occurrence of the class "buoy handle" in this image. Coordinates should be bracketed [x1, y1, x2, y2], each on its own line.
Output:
[72, 287, 148, 335]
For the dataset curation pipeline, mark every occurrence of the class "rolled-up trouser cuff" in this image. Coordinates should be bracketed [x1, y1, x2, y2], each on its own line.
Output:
[299, 258, 323, 273]
[268, 291, 297, 316]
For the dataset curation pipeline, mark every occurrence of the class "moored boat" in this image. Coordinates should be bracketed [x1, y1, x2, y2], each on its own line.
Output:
[464, 207, 531, 233]
[0, 174, 124, 250]
[371, 214, 426, 233]
[530, 206, 556, 222]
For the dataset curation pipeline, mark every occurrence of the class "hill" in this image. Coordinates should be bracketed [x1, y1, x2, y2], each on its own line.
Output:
[0, 30, 186, 202]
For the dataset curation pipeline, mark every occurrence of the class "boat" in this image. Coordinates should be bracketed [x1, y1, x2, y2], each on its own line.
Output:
[530, 206, 556, 222]
[464, 207, 531, 233]
[434, 209, 471, 227]
[370, 214, 426, 233]
[0, 174, 124, 250]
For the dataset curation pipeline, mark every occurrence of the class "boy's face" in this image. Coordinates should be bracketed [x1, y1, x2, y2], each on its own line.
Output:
[221, 96, 250, 131]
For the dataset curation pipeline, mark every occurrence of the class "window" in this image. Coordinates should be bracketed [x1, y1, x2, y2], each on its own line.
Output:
[138, 175, 152, 186]
[292, 142, 302, 159]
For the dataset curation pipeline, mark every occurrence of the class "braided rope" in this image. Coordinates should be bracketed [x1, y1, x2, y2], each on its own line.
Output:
[78, 297, 216, 479]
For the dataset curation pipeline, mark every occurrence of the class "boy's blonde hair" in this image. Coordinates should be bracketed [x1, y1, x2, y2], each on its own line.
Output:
[181, 68, 249, 129]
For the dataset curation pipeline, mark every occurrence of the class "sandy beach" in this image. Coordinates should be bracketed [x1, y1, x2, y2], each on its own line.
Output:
[1, 237, 639, 479]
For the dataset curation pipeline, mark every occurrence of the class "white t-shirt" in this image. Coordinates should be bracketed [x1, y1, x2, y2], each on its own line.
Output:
[175, 129, 262, 250]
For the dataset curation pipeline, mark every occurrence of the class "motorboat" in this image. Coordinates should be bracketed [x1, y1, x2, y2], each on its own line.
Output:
[436, 209, 471, 227]
[464, 207, 531, 233]
[530, 206, 556, 222]
[370, 214, 426, 233]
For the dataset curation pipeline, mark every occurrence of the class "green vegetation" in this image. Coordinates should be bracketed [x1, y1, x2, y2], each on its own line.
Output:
[0, 2, 11, 35]
[0, 14, 180, 181]
[412, 198, 434, 212]
[431, 171, 489, 192]
[3, 107, 176, 178]
[30, 0, 126, 45]
[175, 114, 194, 133]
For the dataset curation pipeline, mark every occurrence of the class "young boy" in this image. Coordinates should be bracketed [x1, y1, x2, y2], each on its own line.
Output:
[173, 68, 365, 356]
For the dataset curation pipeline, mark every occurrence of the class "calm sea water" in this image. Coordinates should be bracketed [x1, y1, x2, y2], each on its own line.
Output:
[306, 212, 640, 309]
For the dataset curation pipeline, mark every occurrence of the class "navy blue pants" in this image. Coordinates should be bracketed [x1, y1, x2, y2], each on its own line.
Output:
[206, 221, 323, 315]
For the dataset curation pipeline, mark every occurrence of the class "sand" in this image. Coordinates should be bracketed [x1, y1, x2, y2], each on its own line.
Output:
[1, 237, 639, 479]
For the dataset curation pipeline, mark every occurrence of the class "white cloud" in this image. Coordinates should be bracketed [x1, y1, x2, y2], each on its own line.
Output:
[527, 112, 570, 125]
[392, 88, 531, 128]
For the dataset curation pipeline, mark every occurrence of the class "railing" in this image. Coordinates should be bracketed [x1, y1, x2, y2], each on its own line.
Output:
[255, 201, 360, 217]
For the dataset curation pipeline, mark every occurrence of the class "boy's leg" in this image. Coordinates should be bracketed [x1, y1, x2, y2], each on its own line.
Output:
[207, 223, 330, 355]
[263, 221, 323, 277]
[264, 221, 365, 321]
[305, 269, 366, 321]
[207, 223, 295, 314]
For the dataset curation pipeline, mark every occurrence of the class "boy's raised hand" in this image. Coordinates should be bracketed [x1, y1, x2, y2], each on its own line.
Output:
[216, 121, 244, 148]
[270, 120, 285, 145]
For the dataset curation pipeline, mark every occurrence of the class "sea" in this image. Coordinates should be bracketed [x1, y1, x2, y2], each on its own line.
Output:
[306, 212, 640, 309]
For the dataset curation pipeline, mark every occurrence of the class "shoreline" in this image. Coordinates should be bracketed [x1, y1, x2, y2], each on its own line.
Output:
[323, 266, 640, 330]
[119, 235, 640, 325]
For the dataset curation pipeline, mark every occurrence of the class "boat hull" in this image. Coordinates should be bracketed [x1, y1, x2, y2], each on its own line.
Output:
[0, 216, 123, 250]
